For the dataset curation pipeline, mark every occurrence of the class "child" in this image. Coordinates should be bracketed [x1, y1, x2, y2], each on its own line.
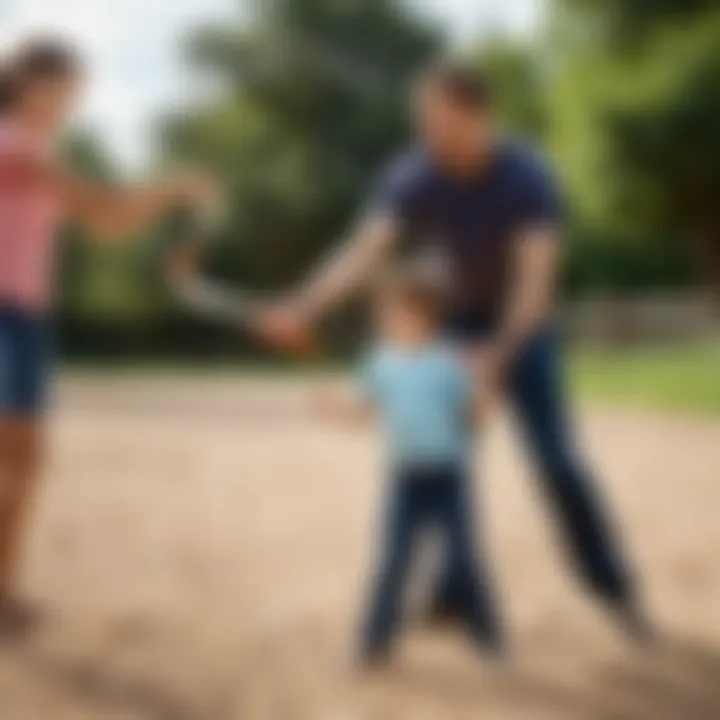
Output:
[317, 265, 503, 665]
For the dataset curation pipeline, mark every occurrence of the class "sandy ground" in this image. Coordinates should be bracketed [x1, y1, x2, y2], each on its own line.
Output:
[1, 374, 719, 720]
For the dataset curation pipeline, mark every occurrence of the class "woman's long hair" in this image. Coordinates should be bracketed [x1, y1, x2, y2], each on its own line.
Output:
[0, 37, 82, 115]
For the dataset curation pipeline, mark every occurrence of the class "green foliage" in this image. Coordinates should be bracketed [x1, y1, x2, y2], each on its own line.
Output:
[603, 28, 720, 278]
[54, 0, 718, 359]
[550, 2, 720, 284]
[572, 344, 720, 415]
[164, 0, 440, 289]
[557, 0, 718, 50]
[57, 131, 166, 323]
[473, 38, 548, 142]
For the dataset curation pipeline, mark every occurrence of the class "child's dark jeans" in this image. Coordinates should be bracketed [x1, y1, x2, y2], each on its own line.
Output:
[361, 461, 503, 658]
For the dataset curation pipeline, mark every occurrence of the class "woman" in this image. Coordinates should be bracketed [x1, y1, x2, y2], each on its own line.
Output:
[0, 36, 212, 634]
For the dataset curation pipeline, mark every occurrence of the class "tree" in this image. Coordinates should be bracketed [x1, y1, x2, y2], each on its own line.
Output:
[58, 131, 163, 324]
[162, 0, 441, 290]
[473, 37, 548, 143]
[550, 0, 720, 287]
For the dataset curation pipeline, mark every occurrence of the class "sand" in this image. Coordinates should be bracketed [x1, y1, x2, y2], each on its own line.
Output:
[1, 374, 719, 720]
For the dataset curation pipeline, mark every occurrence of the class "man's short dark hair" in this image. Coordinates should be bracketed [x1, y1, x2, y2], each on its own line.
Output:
[422, 60, 494, 112]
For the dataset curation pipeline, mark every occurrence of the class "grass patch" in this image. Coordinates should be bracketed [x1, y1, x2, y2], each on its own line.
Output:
[571, 343, 720, 415]
[60, 343, 720, 416]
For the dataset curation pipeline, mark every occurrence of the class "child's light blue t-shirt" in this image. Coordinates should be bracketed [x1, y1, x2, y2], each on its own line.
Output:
[361, 342, 475, 465]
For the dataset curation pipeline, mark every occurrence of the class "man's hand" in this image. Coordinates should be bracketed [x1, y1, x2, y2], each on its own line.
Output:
[465, 344, 505, 419]
[253, 301, 318, 356]
[251, 214, 398, 356]
[466, 227, 558, 421]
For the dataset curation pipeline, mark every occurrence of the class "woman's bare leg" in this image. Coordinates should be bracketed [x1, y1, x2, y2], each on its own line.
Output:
[0, 416, 43, 632]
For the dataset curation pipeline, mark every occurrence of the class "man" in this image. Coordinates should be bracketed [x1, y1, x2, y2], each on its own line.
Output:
[256, 62, 651, 641]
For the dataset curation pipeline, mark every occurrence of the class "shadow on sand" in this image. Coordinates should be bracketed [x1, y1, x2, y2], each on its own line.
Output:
[3, 632, 720, 719]
[2, 645, 200, 720]
[389, 635, 720, 720]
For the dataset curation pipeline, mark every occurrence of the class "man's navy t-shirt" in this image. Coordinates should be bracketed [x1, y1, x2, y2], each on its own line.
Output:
[371, 142, 562, 327]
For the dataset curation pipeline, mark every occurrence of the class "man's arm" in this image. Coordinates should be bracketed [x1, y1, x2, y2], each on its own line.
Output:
[256, 213, 401, 349]
[487, 225, 560, 379]
[293, 213, 401, 320]
[255, 150, 424, 351]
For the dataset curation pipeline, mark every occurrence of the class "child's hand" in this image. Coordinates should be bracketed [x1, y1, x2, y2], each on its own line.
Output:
[313, 386, 372, 424]
[313, 387, 345, 420]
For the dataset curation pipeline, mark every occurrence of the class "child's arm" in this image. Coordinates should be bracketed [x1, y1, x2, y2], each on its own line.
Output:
[315, 347, 383, 425]
[314, 386, 376, 426]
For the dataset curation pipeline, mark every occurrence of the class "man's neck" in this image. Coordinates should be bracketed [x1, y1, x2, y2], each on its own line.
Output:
[438, 135, 497, 179]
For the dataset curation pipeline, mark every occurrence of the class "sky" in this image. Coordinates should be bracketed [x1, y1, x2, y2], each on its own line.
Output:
[0, 0, 543, 169]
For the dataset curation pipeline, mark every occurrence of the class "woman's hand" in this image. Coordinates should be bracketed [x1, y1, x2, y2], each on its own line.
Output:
[63, 167, 221, 241]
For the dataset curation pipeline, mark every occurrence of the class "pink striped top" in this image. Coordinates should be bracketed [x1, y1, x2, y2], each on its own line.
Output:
[0, 118, 62, 311]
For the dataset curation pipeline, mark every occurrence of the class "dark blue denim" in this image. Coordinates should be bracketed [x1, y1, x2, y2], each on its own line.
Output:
[362, 462, 503, 656]
[0, 306, 52, 415]
[438, 319, 633, 611]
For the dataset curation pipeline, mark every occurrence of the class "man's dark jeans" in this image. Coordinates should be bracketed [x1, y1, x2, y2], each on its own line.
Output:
[362, 462, 503, 656]
[436, 323, 634, 620]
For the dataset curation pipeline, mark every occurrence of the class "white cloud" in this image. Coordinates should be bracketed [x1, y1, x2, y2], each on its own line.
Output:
[414, 0, 543, 41]
[0, 0, 543, 169]
[0, 0, 237, 168]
